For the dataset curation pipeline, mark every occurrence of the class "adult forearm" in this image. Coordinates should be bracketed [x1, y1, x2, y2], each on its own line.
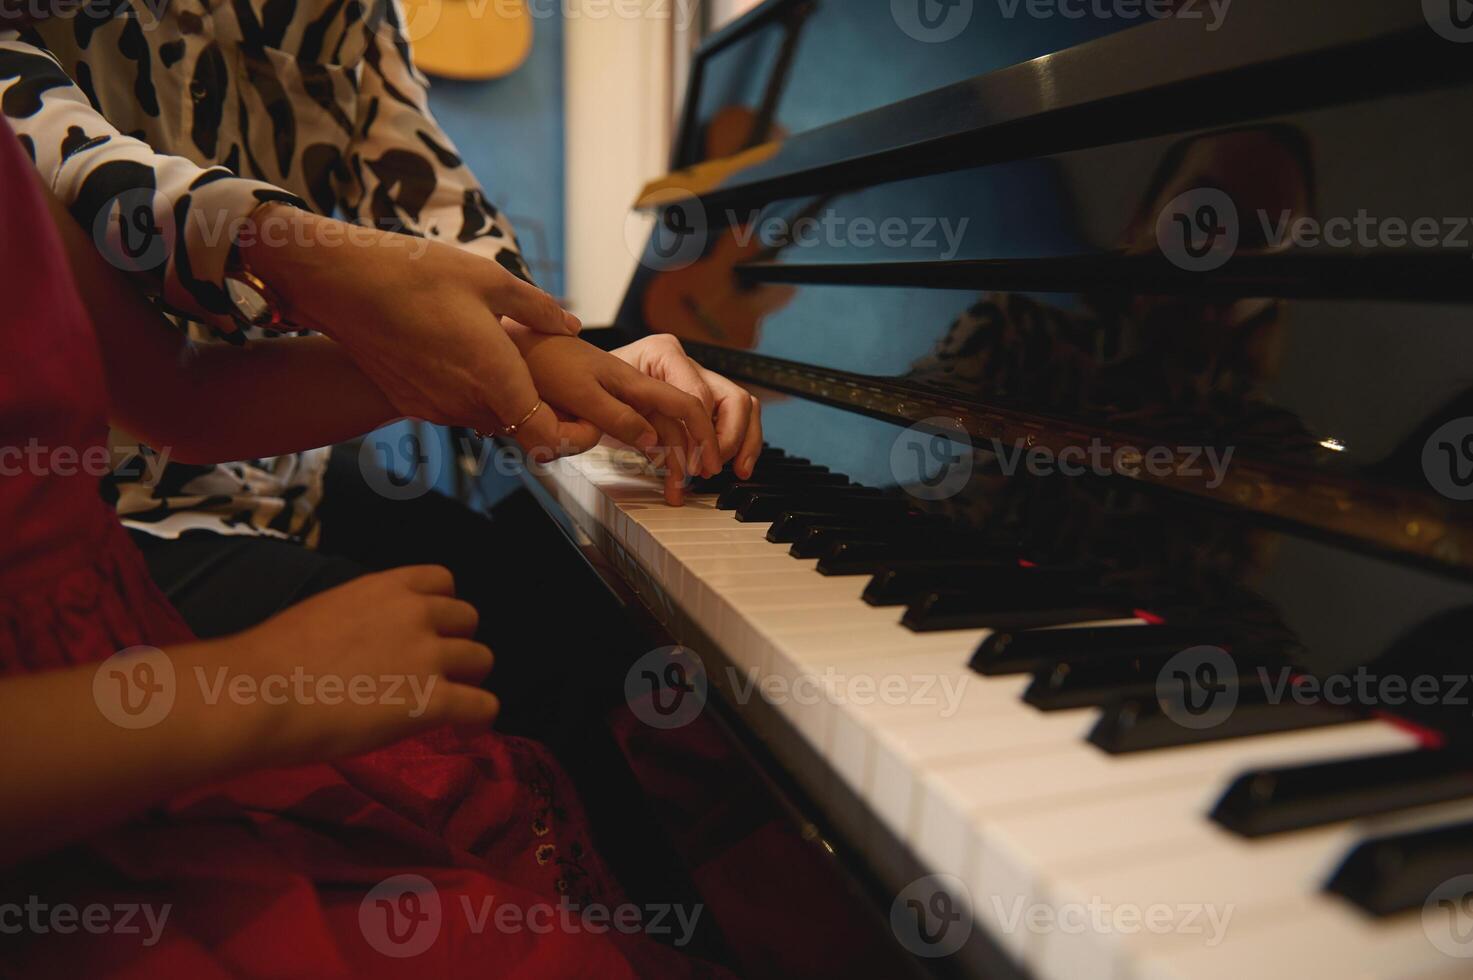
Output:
[40, 183, 397, 462]
[233, 203, 580, 449]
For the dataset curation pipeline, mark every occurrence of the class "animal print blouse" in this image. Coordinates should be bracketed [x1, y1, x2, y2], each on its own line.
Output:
[0, 0, 528, 544]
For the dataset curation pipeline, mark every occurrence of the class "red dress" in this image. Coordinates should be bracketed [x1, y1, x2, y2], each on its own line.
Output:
[0, 122, 722, 979]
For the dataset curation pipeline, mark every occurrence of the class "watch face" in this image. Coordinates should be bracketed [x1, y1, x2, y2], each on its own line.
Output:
[225, 275, 272, 327]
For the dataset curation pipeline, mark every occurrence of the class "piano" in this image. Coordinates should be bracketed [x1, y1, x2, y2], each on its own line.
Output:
[509, 1, 1473, 976]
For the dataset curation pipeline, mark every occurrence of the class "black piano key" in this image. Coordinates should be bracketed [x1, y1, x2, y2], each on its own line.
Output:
[1024, 644, 1289, 712]
[792, 526, 897, 559]
[817, 536, 1012, 575]
[1088, 686, 1362, 755]
[969, 625, 1235, 676]
[749, 461, 830, 479]
[735, 488, 889, 523]
[766, 504, 938, 543]
[771, 516, 862, 546]
[790, 521, 959, 559]
[902, 590, 1135, 632]
[689, 458, 831, 495]
[1327, 819, 1473, 917]
[687, 473, 732, 495]
[1212, 749, 1473, 838]
[864, 561, 1016, 606]
[865, 562, 1097, 607]
[716, 477, 854, 509]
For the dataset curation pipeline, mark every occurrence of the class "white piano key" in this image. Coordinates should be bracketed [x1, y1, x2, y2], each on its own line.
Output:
[1033, 796, 1473, 980]
[537, 449, 1460, 980]
[1135, 897, 1469, 980]
[650, 528, 775, 544]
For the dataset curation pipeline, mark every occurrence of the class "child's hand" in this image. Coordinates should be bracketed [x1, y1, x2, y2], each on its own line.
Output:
[506, 330, 725, 503]
[228, 566, 497, 767]
[608, 334, 763, 481]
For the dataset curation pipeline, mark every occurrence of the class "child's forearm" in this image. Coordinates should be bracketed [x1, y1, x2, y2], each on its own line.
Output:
[39, 179, 398, 463]
[0, 644, 273, 868]
[134, 336, 400, 463]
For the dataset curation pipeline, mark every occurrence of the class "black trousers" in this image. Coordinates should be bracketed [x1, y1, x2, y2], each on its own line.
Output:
[127, 446, 606, 741]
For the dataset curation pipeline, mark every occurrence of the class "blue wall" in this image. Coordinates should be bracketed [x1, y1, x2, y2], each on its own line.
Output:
[370, 18, 565, 503]
[424, 13, 566, 300]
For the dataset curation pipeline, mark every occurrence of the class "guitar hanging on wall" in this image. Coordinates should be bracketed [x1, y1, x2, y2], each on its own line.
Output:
[400, 0, 534, 80]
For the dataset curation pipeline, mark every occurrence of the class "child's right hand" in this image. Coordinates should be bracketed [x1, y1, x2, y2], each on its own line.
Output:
[223, 565, 498, 768]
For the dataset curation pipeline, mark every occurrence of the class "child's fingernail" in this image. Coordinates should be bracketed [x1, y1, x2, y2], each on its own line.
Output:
[564, 312, 582, 334]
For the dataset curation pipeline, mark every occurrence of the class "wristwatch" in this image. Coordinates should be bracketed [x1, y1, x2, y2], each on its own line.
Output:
[223, 202, 291, 331]
[223, 266, 286, 330]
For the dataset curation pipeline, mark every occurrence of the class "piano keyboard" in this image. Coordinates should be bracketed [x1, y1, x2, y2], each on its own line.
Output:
[535, 444, 1472, 980]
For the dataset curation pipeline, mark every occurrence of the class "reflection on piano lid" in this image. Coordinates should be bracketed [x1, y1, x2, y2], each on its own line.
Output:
[538, 1, 1473, 977]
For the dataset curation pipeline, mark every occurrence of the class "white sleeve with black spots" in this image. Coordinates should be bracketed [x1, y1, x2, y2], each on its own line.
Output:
[0, 35, 304, 336]
[340, 0, 535, 285]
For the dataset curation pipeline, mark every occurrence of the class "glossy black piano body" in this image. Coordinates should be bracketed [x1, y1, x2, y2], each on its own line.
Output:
[515, 3, 1473, 977]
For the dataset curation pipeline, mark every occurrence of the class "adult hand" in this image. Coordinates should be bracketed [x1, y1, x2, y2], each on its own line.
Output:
[240, 205, 580, 456]
[507, 329, 724, 503]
